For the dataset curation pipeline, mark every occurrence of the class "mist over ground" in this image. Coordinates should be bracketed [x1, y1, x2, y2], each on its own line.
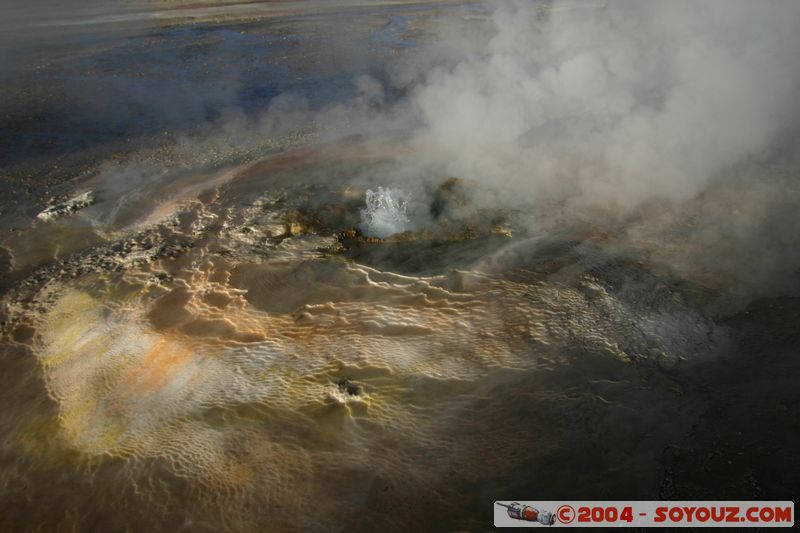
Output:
[360, 0, 800, 307]
[411, 0, 800, 307]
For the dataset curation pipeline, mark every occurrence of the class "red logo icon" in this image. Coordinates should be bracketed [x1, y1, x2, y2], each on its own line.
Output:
[557, 505, 576, 524]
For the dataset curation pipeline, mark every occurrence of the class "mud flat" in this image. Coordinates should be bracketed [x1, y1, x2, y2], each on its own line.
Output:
[2, 139, 799, 530]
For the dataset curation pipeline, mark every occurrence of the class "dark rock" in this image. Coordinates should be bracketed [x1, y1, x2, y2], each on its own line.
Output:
[336, 378, 362, 396]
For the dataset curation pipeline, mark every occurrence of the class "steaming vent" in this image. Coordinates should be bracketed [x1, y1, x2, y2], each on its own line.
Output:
[359, 187, 410, 238]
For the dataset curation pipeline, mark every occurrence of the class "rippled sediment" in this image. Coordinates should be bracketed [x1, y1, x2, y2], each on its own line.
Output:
[1, 143, 740, 530]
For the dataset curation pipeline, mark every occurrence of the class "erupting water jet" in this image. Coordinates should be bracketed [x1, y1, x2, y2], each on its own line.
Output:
[359, 187, 410, 238]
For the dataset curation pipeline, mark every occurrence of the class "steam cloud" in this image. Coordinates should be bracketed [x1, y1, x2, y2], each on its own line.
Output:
[7, 0, 798, 304]
[374, 0, 800, 307]
[406, 0, 800, 209]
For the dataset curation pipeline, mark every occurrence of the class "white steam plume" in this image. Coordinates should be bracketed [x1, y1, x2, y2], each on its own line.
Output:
[408, 0, 800, 209]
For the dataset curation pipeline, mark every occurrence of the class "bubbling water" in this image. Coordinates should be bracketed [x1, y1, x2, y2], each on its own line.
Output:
[360, 187, 410, 238]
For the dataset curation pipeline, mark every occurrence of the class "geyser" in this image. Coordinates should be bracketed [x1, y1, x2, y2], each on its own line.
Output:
[359, 186, 411, 238]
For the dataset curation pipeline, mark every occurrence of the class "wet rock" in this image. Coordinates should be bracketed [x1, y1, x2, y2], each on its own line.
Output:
[430, 177, 465, 220]
[490, 225, 514, 237]
[262, 222, 287, 238]
[336, 378, 362, 396]
[150, 272, 173, 285]
[337, 227, 362, 242]
[36, 191, 94, 221]
[283, 210, 316, 236]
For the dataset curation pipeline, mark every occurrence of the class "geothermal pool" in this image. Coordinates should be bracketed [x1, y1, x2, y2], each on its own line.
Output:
[1, 1, 799, 531]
